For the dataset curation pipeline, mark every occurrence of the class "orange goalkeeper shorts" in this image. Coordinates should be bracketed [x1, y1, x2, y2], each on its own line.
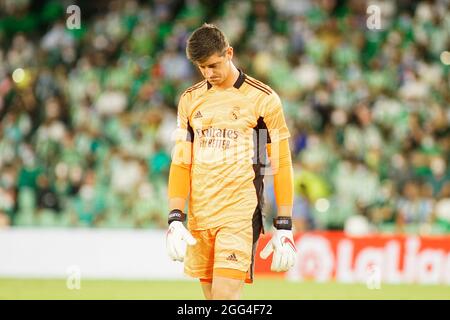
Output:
[184, 211, 263, 284]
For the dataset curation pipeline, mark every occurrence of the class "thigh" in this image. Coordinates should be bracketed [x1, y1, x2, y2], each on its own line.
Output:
[184, 229, 215, 280]
[213, 219, 253, 277]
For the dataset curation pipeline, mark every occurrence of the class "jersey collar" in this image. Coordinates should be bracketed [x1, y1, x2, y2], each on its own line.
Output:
[233, 68, 246, 89]
[206, 68, 246, 90]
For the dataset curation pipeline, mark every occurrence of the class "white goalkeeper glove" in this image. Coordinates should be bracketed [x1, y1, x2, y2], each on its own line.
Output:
[166, 210, 196, 262]
[260, 216, 296, 272]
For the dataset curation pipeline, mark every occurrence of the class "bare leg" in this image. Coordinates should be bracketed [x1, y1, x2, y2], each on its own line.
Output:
[201, 282, 212, 300]
[211, 276, 244, 300]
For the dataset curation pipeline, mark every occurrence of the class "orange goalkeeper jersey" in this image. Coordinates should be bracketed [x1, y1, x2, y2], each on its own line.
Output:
[174, 69, 290, 230]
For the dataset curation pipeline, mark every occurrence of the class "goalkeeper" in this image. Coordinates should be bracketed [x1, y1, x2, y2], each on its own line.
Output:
[166, 23, 296, 300]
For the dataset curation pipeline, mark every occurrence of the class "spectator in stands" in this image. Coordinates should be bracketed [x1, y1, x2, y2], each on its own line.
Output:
[0, 0, 448, 233]
[36, 174, 60, 213]
[396, 180, 434, 234]
[434, 182, 450, 232]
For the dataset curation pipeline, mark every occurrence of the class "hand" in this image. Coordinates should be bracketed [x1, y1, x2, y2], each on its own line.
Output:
[260, 229, 296, 272]
[166, 221, 197, 262]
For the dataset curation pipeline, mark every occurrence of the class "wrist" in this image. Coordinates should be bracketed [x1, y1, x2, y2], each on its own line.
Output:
[168, 209, 186, 225]
[273, 216, 292, 230]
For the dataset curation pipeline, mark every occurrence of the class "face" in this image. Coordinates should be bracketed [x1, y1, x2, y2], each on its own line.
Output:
[196, 47, 233, 86]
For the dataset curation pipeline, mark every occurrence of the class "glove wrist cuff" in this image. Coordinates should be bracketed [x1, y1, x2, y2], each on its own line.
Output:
[273, 216, 292, 230]
[168, 209, 186, 225]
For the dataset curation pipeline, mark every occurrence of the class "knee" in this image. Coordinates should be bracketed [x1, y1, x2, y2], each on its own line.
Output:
[210, 275, 244, 300]
[211, 287, 240, 300]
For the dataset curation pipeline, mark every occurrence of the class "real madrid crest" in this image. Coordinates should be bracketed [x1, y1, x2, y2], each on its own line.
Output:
[230, 106, 240, 120]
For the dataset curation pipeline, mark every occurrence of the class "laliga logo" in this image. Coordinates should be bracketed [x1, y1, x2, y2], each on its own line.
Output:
[288, 235, 450, 285]
[287, 235, 334, 282]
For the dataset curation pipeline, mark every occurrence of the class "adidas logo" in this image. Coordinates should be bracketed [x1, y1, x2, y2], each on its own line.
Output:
[226, 253, 238, 262]
[194, 111, 203, 119]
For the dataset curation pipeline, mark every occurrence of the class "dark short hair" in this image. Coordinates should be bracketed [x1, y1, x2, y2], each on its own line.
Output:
[186, 23, 229, 63]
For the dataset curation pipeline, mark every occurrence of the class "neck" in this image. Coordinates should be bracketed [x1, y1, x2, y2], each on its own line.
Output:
[215, 63, 239, 89]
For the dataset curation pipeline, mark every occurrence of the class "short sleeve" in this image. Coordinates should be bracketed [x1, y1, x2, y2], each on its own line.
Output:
[175, 94, 194, 143]
[262, 92, 290, 143]
[172, 94, 193, 167]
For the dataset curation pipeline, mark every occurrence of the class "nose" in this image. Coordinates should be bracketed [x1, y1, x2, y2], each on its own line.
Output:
[205, 68, 213, 78]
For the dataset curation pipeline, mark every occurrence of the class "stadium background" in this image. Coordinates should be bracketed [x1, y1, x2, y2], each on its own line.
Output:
[0, 0, 449, 299]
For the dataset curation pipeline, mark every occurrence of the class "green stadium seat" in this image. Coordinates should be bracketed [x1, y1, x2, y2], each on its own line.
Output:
[58, 211, 75, 227]
[35, 209, 59, 227]
[18, 188, 36, 212]
[378, 222, 397, 234]
[14, 211, 35, 227]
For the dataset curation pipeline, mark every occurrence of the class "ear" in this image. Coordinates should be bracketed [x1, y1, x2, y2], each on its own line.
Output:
[226, 46, 234, 60]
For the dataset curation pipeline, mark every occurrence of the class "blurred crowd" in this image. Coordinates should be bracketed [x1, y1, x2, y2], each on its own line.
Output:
[0, 0, 449, 234]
